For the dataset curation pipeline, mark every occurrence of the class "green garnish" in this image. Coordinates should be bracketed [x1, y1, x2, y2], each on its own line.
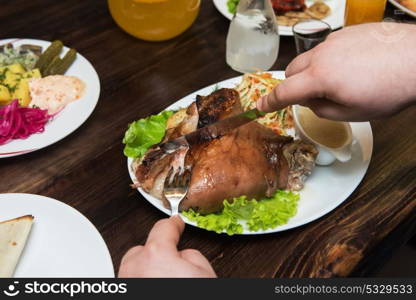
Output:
[183, 190, 300, 235]
[227, 0, 240, 14]
[122, 110, 174, 158]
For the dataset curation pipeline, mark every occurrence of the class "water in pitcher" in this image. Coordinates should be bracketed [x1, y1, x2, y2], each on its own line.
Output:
[226, 0, 279, 73]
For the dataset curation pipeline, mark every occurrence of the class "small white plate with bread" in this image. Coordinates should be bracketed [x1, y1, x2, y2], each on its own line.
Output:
[0, 193, 114, 278]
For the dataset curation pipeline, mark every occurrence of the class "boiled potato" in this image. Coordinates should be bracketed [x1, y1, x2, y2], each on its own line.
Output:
[0, 65, 42, 107]
[0, 64, 25, 75]
[15, 69, 41, 106]
[22, 68, 41, 79]
[12, 79, 30, 107]
[0, 85, 11, 105]
[2, 71, 20, 89]
[8, 63, 26, 74]
[0, 66, 9, 74]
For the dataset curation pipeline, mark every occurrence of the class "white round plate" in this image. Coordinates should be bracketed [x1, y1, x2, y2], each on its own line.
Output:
[127, 71, 373, 235]
[213, 0, 345, 36]
[389, 0, 416, 17]
[0, 193, 114, 277]
[0, 38, 100, 158]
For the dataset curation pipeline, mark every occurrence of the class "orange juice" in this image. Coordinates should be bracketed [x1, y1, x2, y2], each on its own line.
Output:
[108, 0, 200, 41]
[345, 0, 387, 26]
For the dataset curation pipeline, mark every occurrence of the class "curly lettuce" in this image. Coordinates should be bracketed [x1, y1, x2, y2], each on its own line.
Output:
[183, 190, 299, 235]
[123, 110, 174, 158]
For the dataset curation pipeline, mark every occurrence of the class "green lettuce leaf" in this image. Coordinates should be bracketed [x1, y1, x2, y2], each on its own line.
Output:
[123, 110, 174, 158]
[182, 190, 299, 235]
[227, 0, 240, 14]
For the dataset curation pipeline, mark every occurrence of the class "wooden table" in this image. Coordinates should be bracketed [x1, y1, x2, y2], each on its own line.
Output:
[1, 0, 415, 277]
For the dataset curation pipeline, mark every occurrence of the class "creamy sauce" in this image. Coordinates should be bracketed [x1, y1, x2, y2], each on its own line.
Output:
[298, 106, 350, 148]
[29, 75, 85, 114]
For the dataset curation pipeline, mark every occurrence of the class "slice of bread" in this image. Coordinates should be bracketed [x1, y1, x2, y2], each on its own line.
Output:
[0, 215, 34, 277]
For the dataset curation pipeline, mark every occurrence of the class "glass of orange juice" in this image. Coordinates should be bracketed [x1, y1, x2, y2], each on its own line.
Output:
[108, 0, 200, 41]
[344, 0, 387, 26]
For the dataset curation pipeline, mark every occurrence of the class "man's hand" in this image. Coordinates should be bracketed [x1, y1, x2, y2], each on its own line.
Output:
[118, 216, 217, 278]
[258, 23, 416, 121]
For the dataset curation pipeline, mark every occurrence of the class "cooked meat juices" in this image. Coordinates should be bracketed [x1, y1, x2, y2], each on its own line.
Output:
[135, 88, 317, 214]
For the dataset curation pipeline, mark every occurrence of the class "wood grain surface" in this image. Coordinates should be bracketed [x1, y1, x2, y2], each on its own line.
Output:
[0, 0, 415, 277]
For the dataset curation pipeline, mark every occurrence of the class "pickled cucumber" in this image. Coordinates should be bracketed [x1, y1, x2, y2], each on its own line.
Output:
[51, 49, 77, 75]
[43, 55, 62, 76]
[35, 40, 63, 74]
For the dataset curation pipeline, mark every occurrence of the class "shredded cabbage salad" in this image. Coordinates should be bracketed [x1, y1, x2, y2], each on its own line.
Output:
[0, 99, 53, 145]
[0, 45, 39, 70]
[236, 72, 294, 135]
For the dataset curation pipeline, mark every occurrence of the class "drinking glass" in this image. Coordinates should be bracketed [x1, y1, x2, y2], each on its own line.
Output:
[293, 19, 332, 55]
[344, 0, 387, 26]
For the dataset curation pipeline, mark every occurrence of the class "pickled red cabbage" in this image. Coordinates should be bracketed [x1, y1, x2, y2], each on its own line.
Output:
[0, 100, 53, 145]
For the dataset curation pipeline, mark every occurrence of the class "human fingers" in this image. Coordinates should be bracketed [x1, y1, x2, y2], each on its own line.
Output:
[257, 72, 323, 112]
[145, 215, 185, 253]
[285, 50, 313, 77]
[118, 245, 144, 276]
[180, 249, 217, 277]
[303, 98, 370, 122]
[120, 245, 144, 264]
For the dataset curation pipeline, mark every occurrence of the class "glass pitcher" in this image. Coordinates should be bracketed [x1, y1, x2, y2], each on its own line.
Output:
[108, 0, 200, 42]
[226, 0, 279, 73]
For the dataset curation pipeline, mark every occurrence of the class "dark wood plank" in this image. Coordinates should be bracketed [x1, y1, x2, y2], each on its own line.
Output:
[0, 0, 415, 277]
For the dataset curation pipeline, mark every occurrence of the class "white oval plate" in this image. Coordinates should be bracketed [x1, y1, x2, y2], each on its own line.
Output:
[0, 193, 114, 277]
[213, 0, 345, 36]
[127, 71, 373, 235]
[389, 0, 416, 18]
[0, 38, 100, 158]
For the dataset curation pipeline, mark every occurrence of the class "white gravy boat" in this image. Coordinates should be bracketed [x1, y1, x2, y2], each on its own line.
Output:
[292, 105, 353, 166]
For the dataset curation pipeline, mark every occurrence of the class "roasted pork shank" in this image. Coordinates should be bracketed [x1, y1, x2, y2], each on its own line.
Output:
[134, 88, 317, 214]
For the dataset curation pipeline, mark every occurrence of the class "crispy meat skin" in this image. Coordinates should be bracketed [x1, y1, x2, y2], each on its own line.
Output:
[196, 88, 236, 128]
[135, 88, 317, 214]
[182, 89, 293, 213]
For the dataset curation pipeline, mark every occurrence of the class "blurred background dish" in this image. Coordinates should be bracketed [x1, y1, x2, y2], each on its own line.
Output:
[213, 0, 345, 36]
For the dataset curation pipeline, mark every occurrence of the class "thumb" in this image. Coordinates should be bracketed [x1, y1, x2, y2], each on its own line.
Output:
[180, 249, 217, 277]
[145, 215, 185, 253]
[257, 72, 323, 112]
